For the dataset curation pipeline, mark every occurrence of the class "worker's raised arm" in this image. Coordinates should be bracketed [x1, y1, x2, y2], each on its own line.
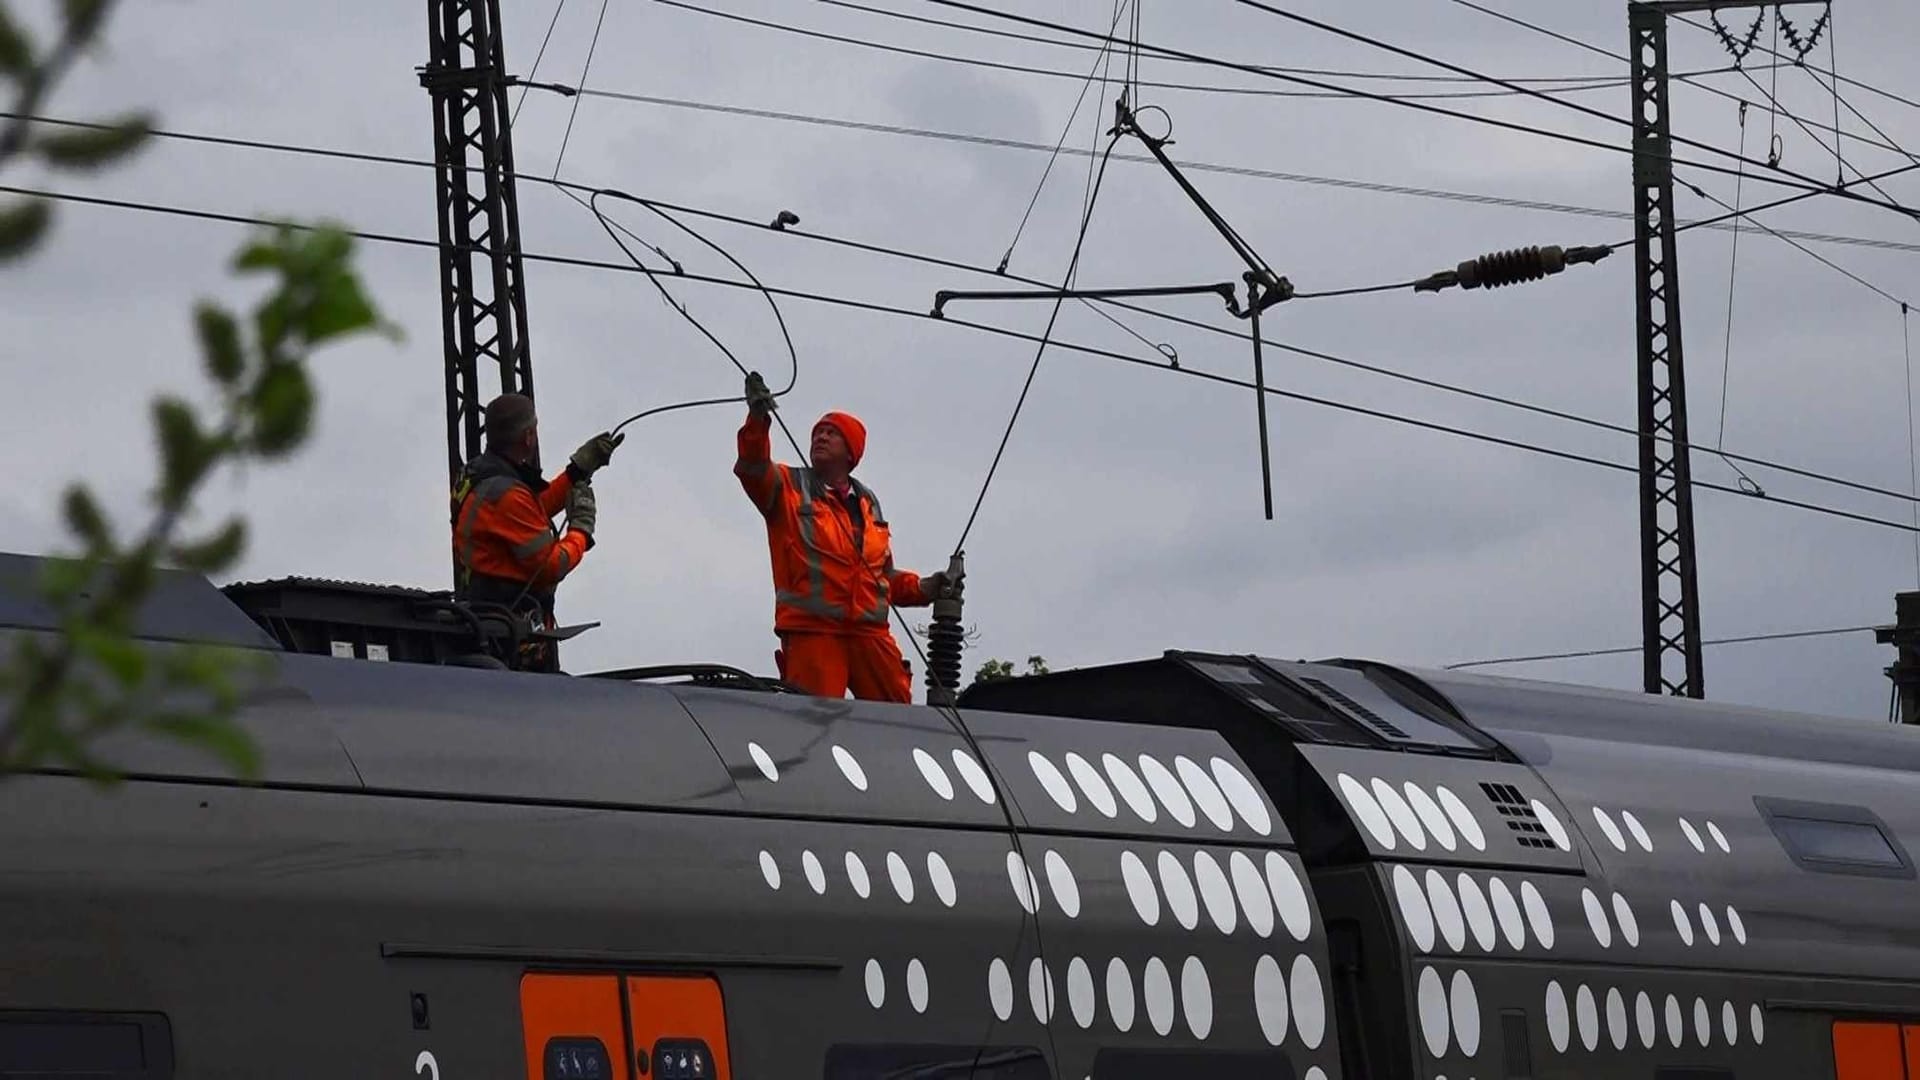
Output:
[540, 432, 624, 516]
[735, 372, 785, 517]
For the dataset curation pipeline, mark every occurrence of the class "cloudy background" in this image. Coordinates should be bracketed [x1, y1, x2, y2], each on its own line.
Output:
[3, 0, 1917, 719]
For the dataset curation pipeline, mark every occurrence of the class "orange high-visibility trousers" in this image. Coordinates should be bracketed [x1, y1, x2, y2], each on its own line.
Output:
[778, 632, 912, 703]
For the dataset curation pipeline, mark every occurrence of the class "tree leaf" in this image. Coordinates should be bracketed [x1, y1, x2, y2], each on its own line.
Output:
[193, 302, 244, 386]
[170, 519, 245, 573]
[301, 267, 380, 344]
[59, 0, 112, 42]
[152, 396, 214, 505]
[0, 6, 34, 75]
[59, 485, 113, 552]
[34, 113, 151, 171]
[0, 199, 51, 261]
[71, 623, 145, 686]
[248, 363, 312, 456]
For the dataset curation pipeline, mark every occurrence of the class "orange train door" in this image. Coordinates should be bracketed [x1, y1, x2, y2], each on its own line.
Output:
[1832, 1020, 1914, 1080]
[519, 972, 731, 1080]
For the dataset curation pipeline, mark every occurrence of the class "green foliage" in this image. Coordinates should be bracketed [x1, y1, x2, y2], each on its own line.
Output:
[0, 198, 48, 258]
[32, 111, 149, 170]
[970, 655, 1050, 687]
[1, 218, 393, 780]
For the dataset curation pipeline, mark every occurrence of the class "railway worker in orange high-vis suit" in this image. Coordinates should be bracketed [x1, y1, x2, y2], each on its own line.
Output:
[734, 372, 958, 702]
[452, 393, 622, 646]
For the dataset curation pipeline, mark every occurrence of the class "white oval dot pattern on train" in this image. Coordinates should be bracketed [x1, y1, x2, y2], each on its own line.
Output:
[1531, 799, 1571, 851]
[1435, 785, 1487, 851]
[950, 750, 995, 804]
[1230, 852, 1275, 938]
[1576, 984, 1600, 1051]
[1044, 850, 1080, 918]
[1603, 891, 1636, 946]
[1727, 905, 1747, 944]
[1698, 903, 1722, 946]
[748, 741, 779, 782]
[759, 851, 780, 890]
[1193, 852, 1238, 934]
[1336, 772, 1396, 849]
[803, 850, 827, 895]
[865, 959, 885, 1009]
[1621, 810, 1654, 852]
[1680, 816, 1706, 852]
[1029, 959, 1055, 1024]
[1006, 852, 1038, 914]
[1143, 958, 1176, 1036]
[1405, 782, 1457, 851]
[1521, 880, 1555, 949]
[1253, 955, 1290, 1046]
[1067, 958, 1096, 1029]
[1671, 899, 1695, 946]
[1211, 757, 1273, 835]
[926, 852, 956, 907]
[1488, 877, 1527, 949]
[1708, 820, 1731, 853]
[1426, 869, 1467, 952]
[846, 852, 871, 899]
[1393, 865, 1436, 953]
[906, 958, 929, 1014]
[1181, 957, 1214, 1039]
[1107, 959, 1137, 1033]
[1418, 967, 1450, 1057]
[1178, 755, 1235, 831]
[1267, 852, 1313, 941]
[913, 748, 953, 801]
[887, 852, 915, 904]
[1536, 984, 1762, 1054]
[1029, 752, 1078, 814]
[1121, 851, 1160, 926]
[1104, 753, 1157, 823]
[1373, 777, 1428, 851]
[1064, 752, 1117, 818]
[1458, 874, 1497, 951]
[1582, 888, 1613, 948]
[1141, 756, 1198, 828]
[1545, 982, 1571, 1053]
[1452, 970, 1482, 1057]
[1159, 850, 1201, 931]
[1592, 807, 1627, 852]
[1292, 955, 1327, 1050]
[832, 745, 868, 791]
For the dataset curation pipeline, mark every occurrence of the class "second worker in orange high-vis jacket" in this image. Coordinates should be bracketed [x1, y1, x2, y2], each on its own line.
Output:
[733, 372, 957, 703]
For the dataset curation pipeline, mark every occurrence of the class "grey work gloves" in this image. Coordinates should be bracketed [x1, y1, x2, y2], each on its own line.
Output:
[566, 481, 598, 539]
[745, 371, 778, 417]
[571, 431, 625, 476]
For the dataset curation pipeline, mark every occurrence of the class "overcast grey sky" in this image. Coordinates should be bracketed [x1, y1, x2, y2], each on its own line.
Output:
[4, 0, 1918, 719]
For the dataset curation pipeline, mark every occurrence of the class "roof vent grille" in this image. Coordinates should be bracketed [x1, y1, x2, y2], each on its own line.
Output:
[1480, 781, 1558, 849]
[1299, 676, 1410, 740]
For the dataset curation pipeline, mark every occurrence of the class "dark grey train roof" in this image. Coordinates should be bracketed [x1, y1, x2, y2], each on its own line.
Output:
[0, 550, 279, 650]
[1402, 663, 1920, 773]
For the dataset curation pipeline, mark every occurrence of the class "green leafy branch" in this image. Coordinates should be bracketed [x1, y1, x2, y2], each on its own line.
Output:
[0, 0, 152, 259]
[0, 224, 399, 779]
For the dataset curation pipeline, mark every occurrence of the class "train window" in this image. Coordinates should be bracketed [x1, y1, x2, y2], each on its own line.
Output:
[1088, 1049, 1294, 1079]
[823, 1045, 1049, 1080]
[0, 1011, 173, 1078]
[1756, 798, 1914, 879]
[1832, 1021, 1904, 1080]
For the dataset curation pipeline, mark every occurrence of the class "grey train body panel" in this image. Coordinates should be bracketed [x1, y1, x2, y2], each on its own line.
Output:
[2, 569, 1918, 1079]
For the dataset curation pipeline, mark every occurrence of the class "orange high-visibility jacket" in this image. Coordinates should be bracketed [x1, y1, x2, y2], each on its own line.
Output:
[736, 413, 929, 636]
[452, 452, 589, 613]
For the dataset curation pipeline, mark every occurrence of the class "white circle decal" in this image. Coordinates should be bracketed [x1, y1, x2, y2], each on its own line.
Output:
[1582, 888, 1613, 948]
[1452, 970, 1482, 1057]
[1607, 987, 1629, 1050]
[1254, 955, 1290, 1046]
[1121, 850, 1160, 926]
[759, 850, 780, 890]
[1194, 852, 1238, 934]
[1067, 957, 1096, 1029]
[1337, 772, 1396, 849]
[1104, 753, 1157, 823]
[1622, 810, 1654, 852]
[1140, 756, 1197, 827]
[1545, 981, 1570, 1053]
[1029, 751, 1077, 814]
[865, 958, 885, 1008]
[803, 850, 827, 895]
[1680, 817, 1705, 852]
[1458, 873, 1497, 951]
[1267, 851, 1313, 941]
[1576, 984, 1599, 1051]
[1064, 752, 1117, 818]
[1006, 852, 1038, 914]
[845, 852, 871, 898]
[1405, 783, 1457, 851]
[1028, 958, 1055, 1024]
[951, 750, 995, 804]
[1671, 899, 1695, 946]
[1143, 958, 1175, 1036]
[1592, 807, 1627, 852]
[1437, 785, 1486, 850]
[1231, 851, 1276, 938]
[1107, 958, 1136, 1033]
[1393, 865, 1435, 953]
[926, 851, 956, 907]
[1488, 877, 1526, 949]
[1426, 868, 1466, 952]
[1708, 821, 1731, 853]
[907, 958, 929, 1014]
[1521, 881, 1555, 949]
[1291, 954, 1327, 1050]
[1533, 798, 1570, 851]
[1636, 991, 1657, 1049]
[988, 958, 1013, 1021]
[1181, 957, 1214, 1039]
[1044, 850, 1081, 918]
[748, 742, 778, 782]
[1159, 850, 1200, 930]
[1613, 893, 1640, 947]
[1373, 777, 1428, 850]
[1417, 967, 1450, 1057]
[1177, 755, 1235, 831]
[888, 852, 915, 903]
